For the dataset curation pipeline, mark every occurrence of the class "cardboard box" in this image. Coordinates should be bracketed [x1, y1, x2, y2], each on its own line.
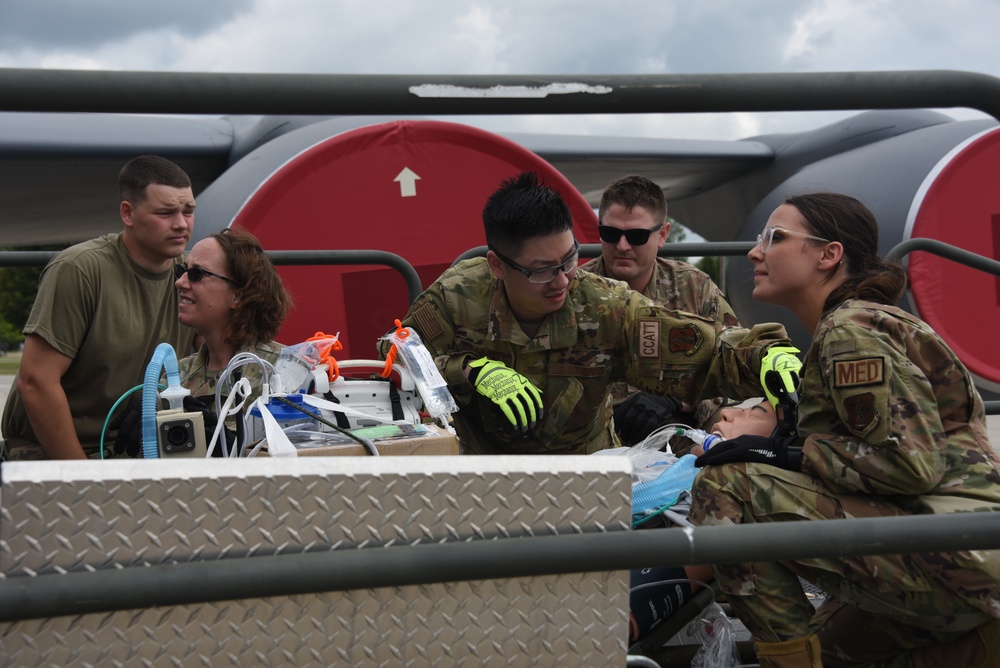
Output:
[264, 423, 459, 457]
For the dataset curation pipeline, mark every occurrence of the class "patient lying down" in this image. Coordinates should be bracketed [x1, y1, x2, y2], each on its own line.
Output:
[629, 399, 776, 642]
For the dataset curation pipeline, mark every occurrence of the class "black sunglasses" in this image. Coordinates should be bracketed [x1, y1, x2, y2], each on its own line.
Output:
[174, 263, 241, 287]
[598, 223, 664, 246]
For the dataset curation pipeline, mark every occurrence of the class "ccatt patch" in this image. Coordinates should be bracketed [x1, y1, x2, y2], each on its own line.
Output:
[638, 319, 661, 359]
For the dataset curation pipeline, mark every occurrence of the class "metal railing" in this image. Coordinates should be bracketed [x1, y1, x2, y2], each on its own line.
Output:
[0, 249, 424, 306]
[2, 238, 998, 416]
[1, 511, 998, 622]
[2, 69, 1000, 121]
[2, 68, 1000, 633]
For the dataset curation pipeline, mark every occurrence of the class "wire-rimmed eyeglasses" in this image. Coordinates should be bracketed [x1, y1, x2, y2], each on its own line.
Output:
[489, 240, 580, 283]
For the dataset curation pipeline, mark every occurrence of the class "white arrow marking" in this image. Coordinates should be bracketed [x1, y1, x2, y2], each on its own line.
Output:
[394, 168, 421, 197]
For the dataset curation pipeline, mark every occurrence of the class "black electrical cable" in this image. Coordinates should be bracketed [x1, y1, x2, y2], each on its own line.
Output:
[272, 395, 379, 456]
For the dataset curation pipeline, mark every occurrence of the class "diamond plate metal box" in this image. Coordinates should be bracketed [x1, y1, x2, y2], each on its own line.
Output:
[0, 456, 632, 666]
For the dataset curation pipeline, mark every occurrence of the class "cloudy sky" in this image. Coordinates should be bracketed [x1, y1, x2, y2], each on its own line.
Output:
[1, 0, 998, 140]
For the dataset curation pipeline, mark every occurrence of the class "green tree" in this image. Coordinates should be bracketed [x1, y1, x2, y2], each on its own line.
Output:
[665, 218, 687, 264]
[696, 254, 721, 286]
[0, 245, 63, 345]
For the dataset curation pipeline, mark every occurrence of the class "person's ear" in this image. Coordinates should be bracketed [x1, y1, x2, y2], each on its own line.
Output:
[657, 220, 670, 248]
[120, 200, 134, 228]
[486, 251, 505, 280]
[818, 241, 844, 271]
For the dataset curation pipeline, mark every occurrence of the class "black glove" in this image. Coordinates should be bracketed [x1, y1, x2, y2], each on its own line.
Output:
[614, 392, 684, 444]
[113, 394, 144, 458]
[694, 433, 803, 471]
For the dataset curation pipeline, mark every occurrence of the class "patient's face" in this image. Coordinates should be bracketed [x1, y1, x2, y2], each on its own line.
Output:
[710, 400, 776, 439]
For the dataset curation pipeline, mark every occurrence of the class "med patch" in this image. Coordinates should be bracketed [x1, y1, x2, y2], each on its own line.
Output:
[833, 357, 885, 388]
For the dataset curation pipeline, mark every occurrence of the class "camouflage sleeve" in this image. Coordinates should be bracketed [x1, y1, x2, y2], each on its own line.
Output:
[800, 320, 948, 495]
[620, 283, 788, 404]
[377, 285, 477, 407]
[709, 323, 790, 398]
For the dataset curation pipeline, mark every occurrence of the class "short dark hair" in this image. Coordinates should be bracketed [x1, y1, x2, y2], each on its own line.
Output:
[118, 155, 192, 204]
[598, 175, 667, 225]
[482, 172, 573, 256]
[213, 228, 293, 348]
[785, 192, 907, 309]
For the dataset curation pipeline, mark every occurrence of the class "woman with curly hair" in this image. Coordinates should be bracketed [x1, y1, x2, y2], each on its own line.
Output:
[175, 228, 293, 404]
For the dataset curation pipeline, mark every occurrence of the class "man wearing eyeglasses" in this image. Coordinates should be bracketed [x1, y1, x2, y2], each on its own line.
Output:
[381, 171, 793, 455]
[2, 156, 198, 460]
[581, 175, 739, 445]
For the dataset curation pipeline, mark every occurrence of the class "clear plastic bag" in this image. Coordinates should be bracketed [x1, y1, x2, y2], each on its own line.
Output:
[273, 336, 341, 394]
[690, 602, 742, 668]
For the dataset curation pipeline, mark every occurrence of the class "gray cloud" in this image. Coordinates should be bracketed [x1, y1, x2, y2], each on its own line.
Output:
[0, 0, 248, 51]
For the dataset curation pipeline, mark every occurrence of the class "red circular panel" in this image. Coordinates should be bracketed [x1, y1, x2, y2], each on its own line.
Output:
[230, 120, 597, 359]
[909, 128, 1000, 389]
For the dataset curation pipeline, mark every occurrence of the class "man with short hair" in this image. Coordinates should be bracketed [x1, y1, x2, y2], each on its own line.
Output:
[380, 171, 794, 455]
[2, 155, 198, 459]
[582, 175, 740, 444]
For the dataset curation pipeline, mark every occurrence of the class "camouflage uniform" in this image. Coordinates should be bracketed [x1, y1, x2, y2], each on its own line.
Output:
[581, 256, 738, 327]
[381, 259, 789, 455]
[689, 299, 1000, 665]
[583, 256, 740, 451]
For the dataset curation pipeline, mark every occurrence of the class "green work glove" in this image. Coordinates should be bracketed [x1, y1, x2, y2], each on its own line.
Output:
[467, 357, 544, 431]
[760, 345, 802, 408]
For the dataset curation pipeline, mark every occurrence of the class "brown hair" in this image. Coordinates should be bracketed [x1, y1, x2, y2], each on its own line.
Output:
[784, 192, 907, 310]
[118, 155, 192, 204]
[599, 175, 667, 226]
[213, 228, 293, 347]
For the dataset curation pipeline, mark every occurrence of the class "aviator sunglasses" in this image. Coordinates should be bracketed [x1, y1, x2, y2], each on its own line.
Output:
[174, 263, 241, 287]
[598, 223, 664, 246]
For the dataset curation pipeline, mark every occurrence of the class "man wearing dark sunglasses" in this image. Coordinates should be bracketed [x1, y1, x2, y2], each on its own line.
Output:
[3, 156, 198, 461]
[581, 175, 740, 445]
[381, 171, 794, 457]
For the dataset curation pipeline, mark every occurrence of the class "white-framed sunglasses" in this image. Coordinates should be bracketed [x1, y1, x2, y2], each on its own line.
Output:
[755, 226, 830, 254]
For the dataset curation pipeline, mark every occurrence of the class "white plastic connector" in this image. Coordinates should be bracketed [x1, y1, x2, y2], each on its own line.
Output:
[159, 384, 191, 410]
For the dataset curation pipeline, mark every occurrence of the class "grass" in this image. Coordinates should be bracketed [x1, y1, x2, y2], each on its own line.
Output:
[0, 351, 22, 375]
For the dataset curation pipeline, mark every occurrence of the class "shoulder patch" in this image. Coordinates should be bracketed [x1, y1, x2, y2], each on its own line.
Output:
[668, 325, 703, 355]
[411, 303, 444, 342]
[842, 392, 879, 438]
[722, 313, 740, 328]
[638, 319, 660, 358]
[833, 357, 885, 388]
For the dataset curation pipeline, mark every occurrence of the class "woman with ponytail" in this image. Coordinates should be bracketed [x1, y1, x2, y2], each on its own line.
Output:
[688, 193, 1000, 667]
